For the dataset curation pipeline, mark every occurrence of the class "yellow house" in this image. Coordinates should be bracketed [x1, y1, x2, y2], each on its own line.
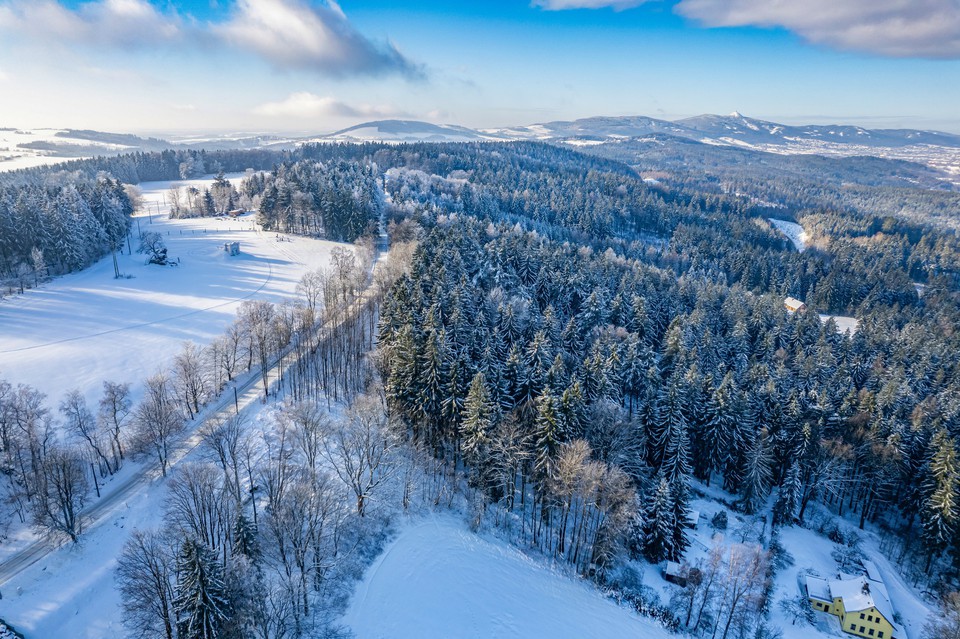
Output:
[784, 297, 807, 313]
[803, 561, 899, 639]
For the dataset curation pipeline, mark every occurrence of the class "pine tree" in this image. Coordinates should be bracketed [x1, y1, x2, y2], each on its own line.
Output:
[637, 474, 675, 563]
[461, 372, 499, 491]
[232, 513, 259, 562]
[739, 432, 773, 514]
[533, 388, 561, 492]
[921, 430, 959, 569]
[773, 458, 802, 526]
[174, 538, 229, 639]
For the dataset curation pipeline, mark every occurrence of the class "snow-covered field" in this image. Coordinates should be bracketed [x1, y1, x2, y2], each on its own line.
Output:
[769, 218, 808, 252]
[0, 128, 115, 171]
[0, 174, 347, 407]
[819, 314, 860, 334]
[342, 515, 667, 639]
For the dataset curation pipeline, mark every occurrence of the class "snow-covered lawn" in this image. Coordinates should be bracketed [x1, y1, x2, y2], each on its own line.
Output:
[342, 515, 667, 639]
[0, 174, 347, 407]
[819, 314, 860, 334]
[770, 218, 808, 252]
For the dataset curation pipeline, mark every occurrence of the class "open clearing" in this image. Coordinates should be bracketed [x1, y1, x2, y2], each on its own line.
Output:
[769, 218, 808, 252]
[341, 515, 668, 639]
[0, 174, 348, 406]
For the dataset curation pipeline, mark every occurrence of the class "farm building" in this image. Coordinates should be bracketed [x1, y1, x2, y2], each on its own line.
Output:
[784, 297, 807, 313]
[802, 560, 899, 639]
[664, 561, 687, 587]
[224, 241, 240, 256]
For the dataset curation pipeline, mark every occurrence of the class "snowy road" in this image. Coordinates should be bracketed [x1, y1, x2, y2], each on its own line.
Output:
[0, 278, 379, 588]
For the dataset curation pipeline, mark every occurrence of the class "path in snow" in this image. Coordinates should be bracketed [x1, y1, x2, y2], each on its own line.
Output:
[342, 516, 669, 639]
[769, 218, 808, 252]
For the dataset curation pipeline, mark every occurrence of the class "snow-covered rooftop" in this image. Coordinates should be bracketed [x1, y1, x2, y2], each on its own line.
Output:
[804, 574, 832, 602]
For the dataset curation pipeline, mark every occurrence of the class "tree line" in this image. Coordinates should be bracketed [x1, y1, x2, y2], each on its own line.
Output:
[0, 175, 131, 290]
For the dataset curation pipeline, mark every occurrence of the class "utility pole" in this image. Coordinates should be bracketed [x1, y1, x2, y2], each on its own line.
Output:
[90, 463, 100, 498]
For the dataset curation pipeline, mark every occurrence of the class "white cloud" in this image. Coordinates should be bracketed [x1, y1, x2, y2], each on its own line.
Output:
[216, 0, 423, 77]
[533, 0, 649, 9]
[0, 0, 181, 47]
[253, 92, 409, 119]
[533, 0, 960, 58]
[0, 67, 8, 81]
[0, 0, 422, 78]
[675, 0, 960, 58]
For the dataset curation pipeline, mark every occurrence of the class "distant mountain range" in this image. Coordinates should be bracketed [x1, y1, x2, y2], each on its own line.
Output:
[4, 114, 960, 173]
[328, 113, 960, 149]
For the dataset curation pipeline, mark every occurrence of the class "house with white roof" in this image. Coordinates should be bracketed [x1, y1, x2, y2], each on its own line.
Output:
[802, 559, 899, 639]
[784, 297, 807, 313]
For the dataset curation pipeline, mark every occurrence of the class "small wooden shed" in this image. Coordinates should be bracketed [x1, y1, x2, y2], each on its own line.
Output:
[224, 241, 240, 256]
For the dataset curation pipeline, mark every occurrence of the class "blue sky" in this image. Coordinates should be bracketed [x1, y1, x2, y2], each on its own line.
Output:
[0, 0, 958, 134]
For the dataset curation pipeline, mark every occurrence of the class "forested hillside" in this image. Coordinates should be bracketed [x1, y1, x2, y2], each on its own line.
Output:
[3, 138, 960, 636]
[366, 142, 960, 597]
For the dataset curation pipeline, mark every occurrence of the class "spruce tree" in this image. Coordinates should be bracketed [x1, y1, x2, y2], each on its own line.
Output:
[232, 513, 259, 562]
[533, 388, 561, 492]
[700, 373, 737, 485]
[662, 417, 692, 487]
[669, 475, 691, 562]
[921, 430, 959, 569]
[461, 372, 499, 490]
[174, 538, 229, 639]
[773, 458, 802, 526]
[739, 432, 772, 515]
[638, 474, 675, 563]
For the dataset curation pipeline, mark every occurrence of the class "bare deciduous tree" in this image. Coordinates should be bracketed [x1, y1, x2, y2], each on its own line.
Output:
[321, 393, 397, 516]
[117, 529, 177, 639]
[296, 268, 328, 316]
[61, 389, 116, 475]
[32, 445, 88, 542]
[166, 463, 235, 559]
[713, 543, 770, 639]
[99, 380, 131, 466]
[199, 415, 251, 509]
[133, 373, 184, 476]
[239, 300, 276, 399]
[924, 592, 960, 639]
[172, 341, 208, 420]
